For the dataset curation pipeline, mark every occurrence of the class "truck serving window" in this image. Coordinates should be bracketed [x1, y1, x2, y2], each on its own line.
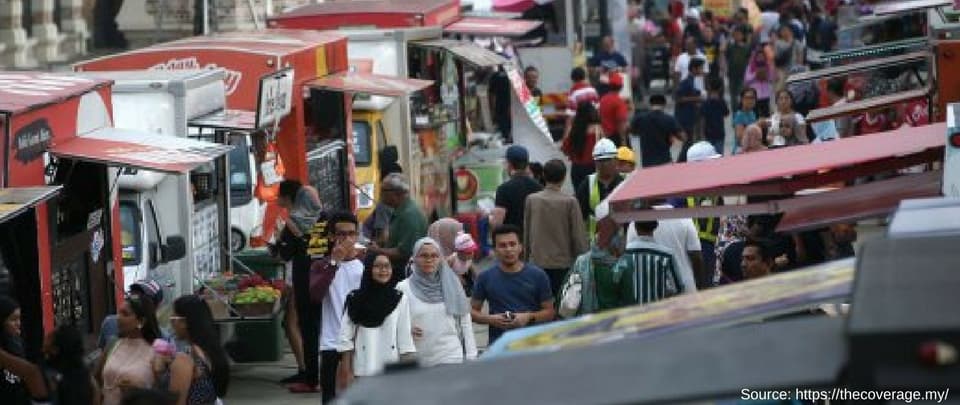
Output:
[228, 137, 253, 207]
[353, 121, 373, 167]
[120, 202, 142, 265]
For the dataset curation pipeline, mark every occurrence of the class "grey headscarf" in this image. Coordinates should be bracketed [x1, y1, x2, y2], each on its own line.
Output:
[408, 237, 469, 317]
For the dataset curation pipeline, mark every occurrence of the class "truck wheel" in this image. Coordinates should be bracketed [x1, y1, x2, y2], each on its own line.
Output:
[231, 229, 246, 252]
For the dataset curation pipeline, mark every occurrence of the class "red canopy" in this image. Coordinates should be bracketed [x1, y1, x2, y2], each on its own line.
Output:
[444, 17, 543, 37]
[0, 72, 110, 115]
[306, 72, 433, 97]
[608, 123, 945, 222]
[775, 171, 943, 232]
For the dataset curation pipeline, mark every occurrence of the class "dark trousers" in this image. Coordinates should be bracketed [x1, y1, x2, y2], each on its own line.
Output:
[698, 239, 717, 289]
[93, 0, 126, 47]
[292, 251, 320, 385]
[321, 350, 341, 403]
[544, 268, 569, 299]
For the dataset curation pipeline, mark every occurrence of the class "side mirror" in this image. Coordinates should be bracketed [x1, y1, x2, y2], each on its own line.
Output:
[160, 236, 187, 263]
[148, 242, 160, 269]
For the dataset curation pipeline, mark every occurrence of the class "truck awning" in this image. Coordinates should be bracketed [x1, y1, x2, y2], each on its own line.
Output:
[775, 171, 943, 232]
[817, 38, 929, 65]
[873, 0, 950, 16]
[443, 17, 543, 37]
[188, 109, 260, 131]
[0, 186, 62, 224]
[48, 128, 234, 174]
[805, 86, 931, 123]
[306, 72, 433, 97]
[607, 123, 945, 221]
[786, 51, 929, 84]
[411, 39, 508, 68]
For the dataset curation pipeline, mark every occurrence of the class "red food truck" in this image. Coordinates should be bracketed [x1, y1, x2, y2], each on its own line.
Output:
[0, 71, 231, 358]
[75, 29, 360, 248]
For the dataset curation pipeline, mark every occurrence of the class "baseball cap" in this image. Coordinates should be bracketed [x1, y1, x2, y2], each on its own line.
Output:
[686, 141, 722, 162]
[454, 232, 478, 253]
[592, 138, 618, 161]
[686, 8, 700, 20]
[617, 146, 635, 163]
[607, 71, 624, 89]
[505, 145, 529, 164]
[130, 279, 164, 306]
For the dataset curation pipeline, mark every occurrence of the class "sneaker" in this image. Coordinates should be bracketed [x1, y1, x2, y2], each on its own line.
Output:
[287, 382, 318, 393]
[280, 371, 305, 385]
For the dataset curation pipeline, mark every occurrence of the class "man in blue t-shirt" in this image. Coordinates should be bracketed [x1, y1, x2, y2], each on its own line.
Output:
[472, 225, 555, 343]
[675, 58, 706, 161]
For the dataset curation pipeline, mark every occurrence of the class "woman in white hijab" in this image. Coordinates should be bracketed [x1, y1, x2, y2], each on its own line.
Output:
[397, 237, 477, 366]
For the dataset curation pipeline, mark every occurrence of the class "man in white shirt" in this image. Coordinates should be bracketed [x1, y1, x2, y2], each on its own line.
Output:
[316, 212, 364, 403]
[626, 203, 702, 294]
[674, 37, 709, 93]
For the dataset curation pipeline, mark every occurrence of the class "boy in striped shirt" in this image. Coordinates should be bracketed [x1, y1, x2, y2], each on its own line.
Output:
[613, 221, 686, 307]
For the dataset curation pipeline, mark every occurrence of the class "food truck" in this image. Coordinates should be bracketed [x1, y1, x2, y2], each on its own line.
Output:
[0, 71, 231, 358]
[74, 29, 355, 247]
[269, 2, 561, 222]
[72, 69, 242, 307]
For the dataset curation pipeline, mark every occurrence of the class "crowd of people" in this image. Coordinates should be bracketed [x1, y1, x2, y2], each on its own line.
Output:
[1, 0, 927, 403]
[1, 282, 229, 405]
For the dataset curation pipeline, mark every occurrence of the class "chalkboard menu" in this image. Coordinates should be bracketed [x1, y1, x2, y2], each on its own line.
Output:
[307, 140, 347, 213]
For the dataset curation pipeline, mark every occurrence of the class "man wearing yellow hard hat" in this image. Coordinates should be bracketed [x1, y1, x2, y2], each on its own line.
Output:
[616, 146, 636, 174]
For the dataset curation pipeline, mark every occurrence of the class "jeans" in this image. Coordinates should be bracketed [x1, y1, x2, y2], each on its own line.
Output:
[292, 251, 320, 385]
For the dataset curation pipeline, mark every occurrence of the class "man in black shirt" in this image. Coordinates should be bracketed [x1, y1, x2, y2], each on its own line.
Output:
[494, 145, 544, 229]
[631, 95, 685, 168]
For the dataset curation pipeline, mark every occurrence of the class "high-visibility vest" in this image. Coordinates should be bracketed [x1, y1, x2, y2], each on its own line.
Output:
[588, 174, 601, 240]
[687, 196, 719, 243]
[587, 173, 624, 242]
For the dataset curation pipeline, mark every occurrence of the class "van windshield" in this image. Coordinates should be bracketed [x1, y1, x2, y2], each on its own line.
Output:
[120, 202, 141, 265]
[353, 121, 372, 167]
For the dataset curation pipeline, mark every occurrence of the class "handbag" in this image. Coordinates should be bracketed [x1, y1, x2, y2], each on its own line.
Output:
[558, 272, 583, 319]
[275, 227, 307, 262]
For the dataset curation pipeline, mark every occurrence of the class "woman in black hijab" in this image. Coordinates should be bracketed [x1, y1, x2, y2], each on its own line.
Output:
[336, 254, 415, 388]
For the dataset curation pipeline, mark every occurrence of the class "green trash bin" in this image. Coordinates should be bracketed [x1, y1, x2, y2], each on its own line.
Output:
[226, 250, 286, 362]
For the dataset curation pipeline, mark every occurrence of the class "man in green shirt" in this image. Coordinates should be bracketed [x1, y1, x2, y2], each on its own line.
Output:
[369, 173, 427, 279]
[560, 201, 625, 316]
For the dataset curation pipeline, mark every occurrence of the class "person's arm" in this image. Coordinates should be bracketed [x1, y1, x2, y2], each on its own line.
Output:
[570, 200, 589, 256]
[512, 300, 556, 328]
[0, 348, 49, 400]
[396, 296, 416, 356]
[168, 353, 194, 405]
[492, 186, 508, 228]
[470, 297, 512, 331]
[576, 180, 590, 221]
[460, 313, 479, 360]
[735, 123, 747, 144]
[795, 114, 809, 144]
[523, 199, 533, 260]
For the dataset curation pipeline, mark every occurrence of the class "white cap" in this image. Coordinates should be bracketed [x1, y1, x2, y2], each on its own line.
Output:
[686, 141, 722, 162]
[686, 8, 700, 20]
[592, 138, 618, 161]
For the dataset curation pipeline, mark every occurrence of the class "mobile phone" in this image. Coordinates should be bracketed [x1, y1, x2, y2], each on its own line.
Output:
[504, 311, 515, 320]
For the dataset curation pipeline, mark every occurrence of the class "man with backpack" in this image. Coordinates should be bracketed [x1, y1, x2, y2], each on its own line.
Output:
[558, 201, 625, 317]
